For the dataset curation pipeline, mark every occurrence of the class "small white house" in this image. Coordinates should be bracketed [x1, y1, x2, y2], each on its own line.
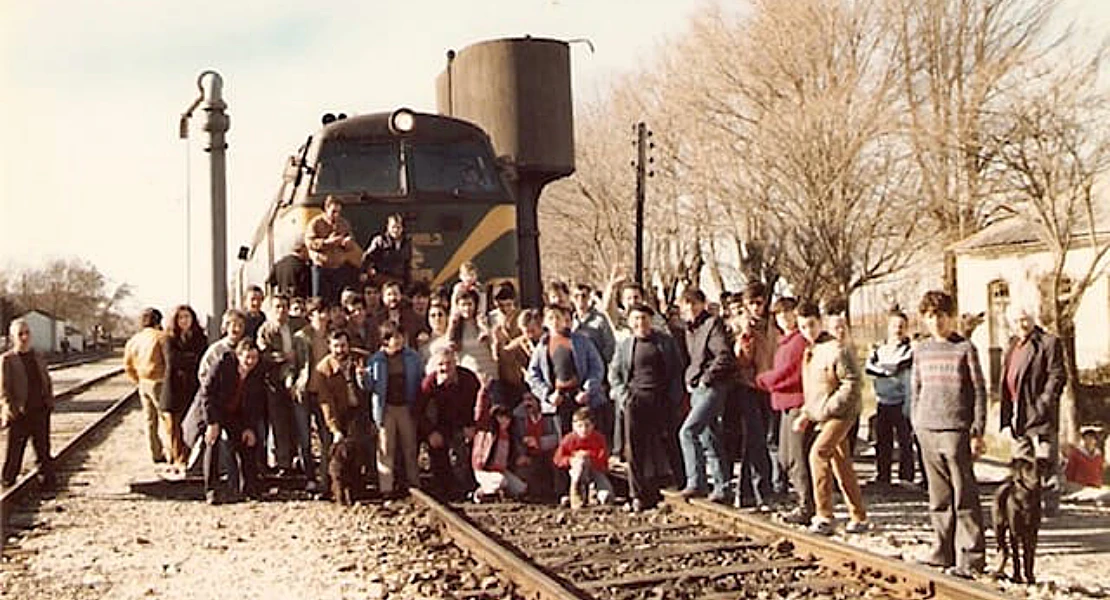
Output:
[950, 214, 1110, 393]
[19, 309, 83, 354]
[22, 310, 60, 354]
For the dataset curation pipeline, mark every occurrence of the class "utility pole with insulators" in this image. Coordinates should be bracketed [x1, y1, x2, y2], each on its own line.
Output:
[632, 122, 653, 285]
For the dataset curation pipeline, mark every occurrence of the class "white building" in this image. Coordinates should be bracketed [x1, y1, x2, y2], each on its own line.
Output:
[950, 214, 1110, 393]
[20, 309, 84, 354]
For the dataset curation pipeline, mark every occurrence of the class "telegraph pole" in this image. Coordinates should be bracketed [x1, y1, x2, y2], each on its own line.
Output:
[632, 122, 653, 285]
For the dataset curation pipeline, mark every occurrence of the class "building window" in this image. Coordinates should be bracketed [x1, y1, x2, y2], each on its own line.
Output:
[988, 280, 1010, 348]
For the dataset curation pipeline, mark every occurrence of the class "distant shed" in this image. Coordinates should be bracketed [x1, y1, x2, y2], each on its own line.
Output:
[18, 309, 83, 354]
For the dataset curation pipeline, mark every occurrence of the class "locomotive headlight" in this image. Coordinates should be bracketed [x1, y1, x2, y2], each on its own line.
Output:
[390, 108, 416, 133]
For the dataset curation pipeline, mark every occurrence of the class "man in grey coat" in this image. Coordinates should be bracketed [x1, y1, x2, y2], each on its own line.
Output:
[1, 318, 55, 488]
[999, 304, 1065, 514]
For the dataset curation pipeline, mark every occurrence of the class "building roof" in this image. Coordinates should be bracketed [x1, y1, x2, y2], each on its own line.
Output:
[20, 308, 61, 321]
[950, 202, 1110, 254]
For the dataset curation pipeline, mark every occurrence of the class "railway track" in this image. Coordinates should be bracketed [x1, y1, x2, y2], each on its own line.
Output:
[46, 350, 115, 371]
[412, 487, 1010, 600]
[1, 357, 134, 524]
[0, 359, 1074, 598]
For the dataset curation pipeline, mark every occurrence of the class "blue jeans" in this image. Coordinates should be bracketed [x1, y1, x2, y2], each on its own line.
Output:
[312, 264, 358, 307]
[292, 394, 332, 484]
[679, 383, 729, 495]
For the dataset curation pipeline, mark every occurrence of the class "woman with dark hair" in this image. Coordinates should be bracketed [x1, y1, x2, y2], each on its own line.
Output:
[422, 299, 452, 364]
[447, 289, 497, 382]
[162, 304, 208, 470]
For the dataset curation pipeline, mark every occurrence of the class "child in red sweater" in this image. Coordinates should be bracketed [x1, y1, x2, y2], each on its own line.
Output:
[1064, 427, 1105, 489]
[554, 408, 613, 509]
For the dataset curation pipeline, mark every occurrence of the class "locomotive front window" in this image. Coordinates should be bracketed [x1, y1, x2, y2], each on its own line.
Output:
[313, 140, 401, 196]
[408, 141, 500, 197]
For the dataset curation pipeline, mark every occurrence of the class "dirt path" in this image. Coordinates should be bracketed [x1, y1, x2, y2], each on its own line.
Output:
[0, 404, 518, 600]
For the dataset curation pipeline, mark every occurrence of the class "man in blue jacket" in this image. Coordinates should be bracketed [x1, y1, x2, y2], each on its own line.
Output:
[364, 321, 423, 497]
[526, 304, 606, 436]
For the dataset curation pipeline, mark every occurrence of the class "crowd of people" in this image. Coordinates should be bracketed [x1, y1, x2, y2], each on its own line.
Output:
[2, 206, 1105, 583]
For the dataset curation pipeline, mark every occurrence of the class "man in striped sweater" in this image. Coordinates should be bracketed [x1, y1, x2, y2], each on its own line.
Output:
[911, 291, 987, 579]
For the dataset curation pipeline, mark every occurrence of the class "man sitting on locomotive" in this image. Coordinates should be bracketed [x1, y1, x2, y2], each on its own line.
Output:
[305, 195, 359, 306]
[362, 213, 412, 288]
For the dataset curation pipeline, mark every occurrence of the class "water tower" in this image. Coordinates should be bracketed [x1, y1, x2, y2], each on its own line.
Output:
[436, 37, 575, 307]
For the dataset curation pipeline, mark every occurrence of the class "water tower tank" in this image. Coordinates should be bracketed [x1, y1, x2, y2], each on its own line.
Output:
[436, 37, 575, 181]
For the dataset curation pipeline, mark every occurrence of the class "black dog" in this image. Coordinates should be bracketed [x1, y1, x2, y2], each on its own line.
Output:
[328, 437, 363, 506]
[993, 456, 1042, 584]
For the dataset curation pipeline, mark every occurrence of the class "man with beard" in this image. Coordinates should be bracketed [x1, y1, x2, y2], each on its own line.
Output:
[317, 330, 370, 465]
[379, 281, 428, 350]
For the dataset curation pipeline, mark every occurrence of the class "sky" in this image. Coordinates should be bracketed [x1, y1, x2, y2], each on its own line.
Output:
[2, 0, 1109, 320]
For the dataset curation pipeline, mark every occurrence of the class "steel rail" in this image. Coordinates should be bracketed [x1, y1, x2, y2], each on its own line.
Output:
[409, 488, 587, 600]
[662, 490, 1009, 600]
[46, 351, 114, 372]
[1, 386, 137, 523]
[54, 367, 124, 400]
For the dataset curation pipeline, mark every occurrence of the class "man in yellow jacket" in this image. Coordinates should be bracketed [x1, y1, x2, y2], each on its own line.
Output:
[124, 308, 168, 464]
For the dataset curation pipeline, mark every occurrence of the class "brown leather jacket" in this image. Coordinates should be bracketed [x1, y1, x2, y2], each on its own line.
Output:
[1, 349, 53, 425]
[315, 354, 366, 436]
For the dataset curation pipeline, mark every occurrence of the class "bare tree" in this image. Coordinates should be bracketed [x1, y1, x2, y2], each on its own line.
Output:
[0, 258, 132, 335]
[540, 0, 1086, 320]
[718, 0, 924, 307]
[540, 65, 718, 295]
[539, 97, 635, 286]
[890, 0, 1061, 297]
[981, 59, 1110, 443]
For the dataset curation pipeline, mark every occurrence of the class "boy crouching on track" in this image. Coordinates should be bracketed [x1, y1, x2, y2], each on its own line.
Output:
[512, 393, 560, 501]
[554, 408, 613, 509]
[471, 404, 528, 502]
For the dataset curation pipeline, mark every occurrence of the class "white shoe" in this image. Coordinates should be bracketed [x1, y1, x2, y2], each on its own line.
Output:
[845, 520, 872, 534]
[808, 519, 835, 536]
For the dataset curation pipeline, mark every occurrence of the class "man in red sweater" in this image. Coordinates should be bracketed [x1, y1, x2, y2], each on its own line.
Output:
[755, 297, 814, 524]
[554, 407, 612, 509]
